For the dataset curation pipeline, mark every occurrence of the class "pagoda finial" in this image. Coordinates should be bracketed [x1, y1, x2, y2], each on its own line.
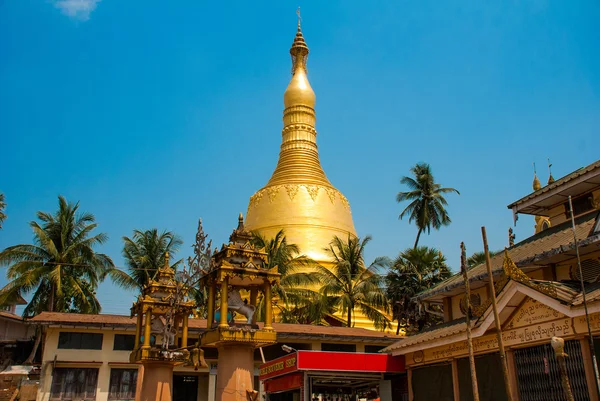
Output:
[532, 162, 541, 191]
[164, 252, 170, 269]
[547, 158, 555, 184]
[238, 213, 244, 230]
[289, 8, 309, 73]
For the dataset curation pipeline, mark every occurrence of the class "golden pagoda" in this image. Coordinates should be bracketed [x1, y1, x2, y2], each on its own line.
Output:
[245, 14, 357, 265]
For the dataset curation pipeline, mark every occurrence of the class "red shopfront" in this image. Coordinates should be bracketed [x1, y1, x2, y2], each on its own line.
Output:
[259, 351, 407, 401]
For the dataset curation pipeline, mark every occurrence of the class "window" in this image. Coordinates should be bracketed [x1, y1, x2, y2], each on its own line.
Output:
[108, 369, 138, 401]
[565, 195, 594, 219]
[58, 332, 103, 350]
[321, 343, 356, 352]
[365, 345, 386, 353]
[51, 368, 98, 400]
[113, 335, 135, 351]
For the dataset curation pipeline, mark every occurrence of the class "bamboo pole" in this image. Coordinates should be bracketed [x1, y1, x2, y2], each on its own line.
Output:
[460, 242, 480, 401]
[551, 337, 575, 401]
[568, 195, 600, 397]
[481, 227, 513, 401]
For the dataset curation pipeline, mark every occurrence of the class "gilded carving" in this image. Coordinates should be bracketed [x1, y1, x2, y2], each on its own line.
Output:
[249, 191, 264, 208]
[267, 186, 281, 203]
[304, 185, 319, 201]
[339, 194, 351, 211]
[502, 250, 557, 298]
[285, 184, 300, 201]
[324, 187, 337, 204]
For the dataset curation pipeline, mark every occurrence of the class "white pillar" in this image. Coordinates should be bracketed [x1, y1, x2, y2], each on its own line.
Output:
[208, 369, 217, 401]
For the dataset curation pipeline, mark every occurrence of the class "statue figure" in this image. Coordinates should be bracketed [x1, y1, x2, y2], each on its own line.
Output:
[228, 288, 256, 324]
[150, 315, 176, 350]
[508, 227, 516, 247]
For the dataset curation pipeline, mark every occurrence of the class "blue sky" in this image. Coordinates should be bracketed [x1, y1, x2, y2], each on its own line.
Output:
[1, 0, 598, 315]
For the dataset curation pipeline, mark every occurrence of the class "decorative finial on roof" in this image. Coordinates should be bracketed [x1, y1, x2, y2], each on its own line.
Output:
[532, 162, 541, 191]
[547, 158, 555, 184]
[238, 213, 244, 230]
[508, 227, 515, 247]
[164, 252, 170, 268]
[290, 7, 309, 73]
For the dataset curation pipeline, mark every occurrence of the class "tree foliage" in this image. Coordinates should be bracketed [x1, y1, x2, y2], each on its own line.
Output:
[0, 196, 119, 317]
[316, 235, 391, 331]
[386, 246, 452, 334]
[251, 229, 325, 324]
[121, 229, 183, 291]
[0, 192, 6, 229]
[397, 163, 459, 248]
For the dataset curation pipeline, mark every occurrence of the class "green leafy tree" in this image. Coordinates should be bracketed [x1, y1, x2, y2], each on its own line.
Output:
[0, 193, 6, 229]
[316, 235, 391, 330]
[121, 229, 183, 290]
[386, 246, 452, 334]
[0, 196, 118, 316]
[467, 250, 499, 269]
[251, 229, 326, 324]
[397, 163, 460, 248]
[0, 196, 123, 364]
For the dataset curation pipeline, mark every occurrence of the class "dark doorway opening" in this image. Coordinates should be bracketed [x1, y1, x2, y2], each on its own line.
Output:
[173, 375, 198, 401]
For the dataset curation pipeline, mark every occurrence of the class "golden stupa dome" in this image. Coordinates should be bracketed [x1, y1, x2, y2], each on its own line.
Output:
[245, 17, 356, 264]
[283, 24, 316, 109]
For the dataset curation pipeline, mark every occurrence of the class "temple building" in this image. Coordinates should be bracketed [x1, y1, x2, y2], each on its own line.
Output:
[244, 20, 356, 266]
[244, 18, 391, 330]
[384, 159, 600, 401]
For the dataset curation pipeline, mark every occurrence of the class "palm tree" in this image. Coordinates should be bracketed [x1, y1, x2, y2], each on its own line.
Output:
[251, 230, 324, 323]
[0, 196, 122, 364]
[467, 250, 498, 269]
[0, 193, 6, 229]
[397, 163, 460, 248]
[121, 229, 183, 290]
[316, 235, 391, 330]
[0, 196, 116, 316]
[386, 246, 452, 334]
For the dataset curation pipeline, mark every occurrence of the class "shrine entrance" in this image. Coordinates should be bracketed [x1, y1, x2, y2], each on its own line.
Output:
[173, 375, 199, 401]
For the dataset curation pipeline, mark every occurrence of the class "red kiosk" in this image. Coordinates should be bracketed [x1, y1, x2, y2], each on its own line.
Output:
[259, 351, 406, 401]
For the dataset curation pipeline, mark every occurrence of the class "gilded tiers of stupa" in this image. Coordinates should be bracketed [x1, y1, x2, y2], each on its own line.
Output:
[245, 18, 357, 265]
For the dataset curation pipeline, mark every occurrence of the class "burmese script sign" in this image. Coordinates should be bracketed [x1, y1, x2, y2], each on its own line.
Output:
[574, 311, 600, 334]
[504, 298, 564, 330]
[408, 317, 573, 366]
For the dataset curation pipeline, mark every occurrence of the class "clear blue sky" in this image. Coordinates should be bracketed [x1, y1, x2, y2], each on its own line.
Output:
[1, 0, 599, 315]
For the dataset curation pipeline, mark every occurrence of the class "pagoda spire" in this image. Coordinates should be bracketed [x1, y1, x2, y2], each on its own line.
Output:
[266, 11, 330, 187]
[532, 162, 541, 191]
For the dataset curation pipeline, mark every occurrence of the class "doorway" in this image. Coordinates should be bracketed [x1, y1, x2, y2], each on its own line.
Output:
[173, 375, 199, 401]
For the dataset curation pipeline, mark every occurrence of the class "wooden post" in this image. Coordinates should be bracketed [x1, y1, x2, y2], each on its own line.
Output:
[451, 359, 460, 401]
[551, 337, 575, 401]
[143, 308, 152, 348]
[207, 283, 215, 328]
[264, 282, 273, 330]
[407, 368, 414, 401]
[460, 242, 480, 401]
[581, 338, 599, 401]
[482, 227, 513, 401]
[506, 350, 520, 401]
[219, 279, 229, 328]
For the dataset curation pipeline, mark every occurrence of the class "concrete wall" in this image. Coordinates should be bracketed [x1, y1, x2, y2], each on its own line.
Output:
[36, 326, 391, 401]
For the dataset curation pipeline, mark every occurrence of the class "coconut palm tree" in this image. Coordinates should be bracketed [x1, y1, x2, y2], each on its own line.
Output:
[0, 196, 124, 364]
[0, 196, 118, 316]
[386, 246, 452, 334]
[251, 229, 325, 323]
[467, 250, 499, 269]
[121, 229, 183, 290]
[397, 163, 460, 248]
[0, 193, 6, 229]
[316, 235, 391, 330]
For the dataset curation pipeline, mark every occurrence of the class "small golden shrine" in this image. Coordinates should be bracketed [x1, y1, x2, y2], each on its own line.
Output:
[130, 253, 201, 367]
[200, 214, 281, 348]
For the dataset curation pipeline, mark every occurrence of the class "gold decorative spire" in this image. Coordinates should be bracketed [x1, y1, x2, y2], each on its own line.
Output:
[547, 158, 555, 184]
[532, 163, 541, 191]
[268, 11, 328, 187]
